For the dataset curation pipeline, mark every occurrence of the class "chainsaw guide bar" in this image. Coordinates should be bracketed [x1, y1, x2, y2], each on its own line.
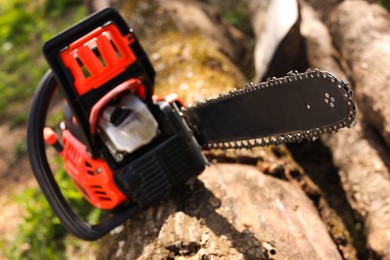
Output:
[184, 69, 356, 149]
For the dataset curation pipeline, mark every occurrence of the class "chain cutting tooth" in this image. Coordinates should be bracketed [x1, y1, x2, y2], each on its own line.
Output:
[229, 89, 237, 95]
[287, 70, 295, 76]
[253, 138, 261, 146]
[249, 139, 256, 147]
[341, 79, 349, 85]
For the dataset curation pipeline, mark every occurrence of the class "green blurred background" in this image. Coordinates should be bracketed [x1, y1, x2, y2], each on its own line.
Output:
[0, 0, 95, 259]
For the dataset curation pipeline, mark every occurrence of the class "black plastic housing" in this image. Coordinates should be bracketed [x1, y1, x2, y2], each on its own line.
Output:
[114, 102, 208, 208]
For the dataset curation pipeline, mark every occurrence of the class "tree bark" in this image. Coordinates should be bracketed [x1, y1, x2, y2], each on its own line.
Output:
[322, 123, 390, 259]
[301, 1, 390, 258]
[98, 164, 341, 259]
[328, 0, 390, 149]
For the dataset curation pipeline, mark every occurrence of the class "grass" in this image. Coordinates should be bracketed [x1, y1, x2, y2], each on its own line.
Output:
[380, 0, 390, 12]
[0, 0, 87, 119]
[219, 2, 252, 36]
[0, 0, 94, 258]
[5, 164, 100, 259]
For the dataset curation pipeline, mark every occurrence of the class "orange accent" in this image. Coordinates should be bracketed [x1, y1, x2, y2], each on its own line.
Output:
[72, 116, 78, 125]
[61, 130, 126, 209]
[152, 93, 186, 107]
[89, 78, 145, 134]
[60, 23, 136, 95]
[43, 127, 59, 145]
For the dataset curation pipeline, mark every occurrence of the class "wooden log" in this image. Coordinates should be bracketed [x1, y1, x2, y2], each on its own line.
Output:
[322, 123, 390, 259]
[301, 1, 390, 258]
[86, 0, 112, 13]
[114, 0, 246, 104]
[300, 1, 344, 77]
[303, 0, 342, 22]
[98, 164, 342, 259]
[328, 0, 390, 149]
[95, 1, 342, 259]
[157, 1, 248, 71]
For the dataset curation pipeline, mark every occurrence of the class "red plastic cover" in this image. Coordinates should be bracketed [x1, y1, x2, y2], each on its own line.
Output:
[61, 129, 126, 209]
[60, 24, 136, 95]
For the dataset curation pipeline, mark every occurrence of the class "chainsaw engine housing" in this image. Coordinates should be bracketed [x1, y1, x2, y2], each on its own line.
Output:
[60, 97, 207, 210]
[30, 7, 207, 241]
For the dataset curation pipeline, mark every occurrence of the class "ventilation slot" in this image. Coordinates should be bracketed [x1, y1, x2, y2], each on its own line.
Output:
[98, 197, 112, 201]
[85, 161, 94, 176]
[109, 40, 122, 58]
[75, 56, 90, 78]
[90, 185, 112, 201]
[92, 46, 106, 67]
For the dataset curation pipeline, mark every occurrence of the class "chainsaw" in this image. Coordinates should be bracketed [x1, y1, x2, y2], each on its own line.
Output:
[27, 8, 356, 240]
